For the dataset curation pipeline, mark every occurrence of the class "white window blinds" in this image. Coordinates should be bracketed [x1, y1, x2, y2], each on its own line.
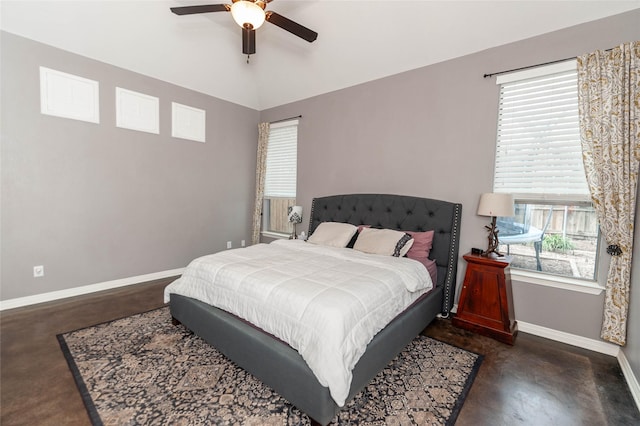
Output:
[264, 120, 298, 198]
[494, 61, 590, 201]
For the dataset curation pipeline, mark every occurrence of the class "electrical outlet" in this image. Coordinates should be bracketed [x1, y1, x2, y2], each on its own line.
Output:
[241, 240, 246, 247]
[227, 241, 232, 249]
[33, 265, 44, 278]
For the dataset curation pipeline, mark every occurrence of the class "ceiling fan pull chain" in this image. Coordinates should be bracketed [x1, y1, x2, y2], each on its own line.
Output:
[247, 55, 250, 64]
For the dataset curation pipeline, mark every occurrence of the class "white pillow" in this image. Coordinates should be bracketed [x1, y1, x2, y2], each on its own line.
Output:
[353, 227, 414, 257]
[307, 222, 358, 248]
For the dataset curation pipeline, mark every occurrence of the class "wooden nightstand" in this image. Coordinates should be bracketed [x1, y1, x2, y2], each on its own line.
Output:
[452, 252, 518, 345]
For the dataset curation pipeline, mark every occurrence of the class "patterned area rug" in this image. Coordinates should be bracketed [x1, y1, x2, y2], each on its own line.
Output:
[58, 307, 482, 425]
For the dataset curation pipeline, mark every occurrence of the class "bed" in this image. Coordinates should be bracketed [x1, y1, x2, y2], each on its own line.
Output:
[166, 193, 462, 425]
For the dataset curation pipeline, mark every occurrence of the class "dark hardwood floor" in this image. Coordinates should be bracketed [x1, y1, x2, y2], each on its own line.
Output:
[1, 279, 638, 425]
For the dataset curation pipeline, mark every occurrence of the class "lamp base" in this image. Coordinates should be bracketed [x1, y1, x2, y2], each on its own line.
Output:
[483, 216, 503, 256]
[289, 223, 298, 240]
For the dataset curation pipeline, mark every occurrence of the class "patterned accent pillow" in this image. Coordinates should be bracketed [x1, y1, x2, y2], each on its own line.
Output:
[353, 228, 414, 257]
[393, 233, 414, 257]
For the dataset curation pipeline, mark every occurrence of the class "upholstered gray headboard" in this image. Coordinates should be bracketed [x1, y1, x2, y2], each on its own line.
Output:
[308, 194, 462, 314]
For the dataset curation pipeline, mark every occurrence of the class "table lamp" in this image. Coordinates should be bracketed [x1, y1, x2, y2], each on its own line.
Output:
[287, 205, 303, 239]
[477, 193, 514, 256]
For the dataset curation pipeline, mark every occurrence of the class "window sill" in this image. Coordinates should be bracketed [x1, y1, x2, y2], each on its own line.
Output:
[510, 269, 604, 295]
[261, 231, 290, 240]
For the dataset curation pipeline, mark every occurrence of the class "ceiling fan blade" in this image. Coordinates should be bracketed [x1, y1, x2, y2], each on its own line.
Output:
[170, 4, 230, 15]
[242, 27, 256, 55]
[265, 11, 318, 43]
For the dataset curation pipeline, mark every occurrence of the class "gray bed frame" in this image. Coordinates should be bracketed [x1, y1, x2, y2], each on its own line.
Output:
[169, 193, 462, 425]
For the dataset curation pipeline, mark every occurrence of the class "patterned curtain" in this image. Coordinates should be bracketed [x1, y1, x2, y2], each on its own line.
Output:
[251, 122, 270, 245]
[577, 41, 640, 346]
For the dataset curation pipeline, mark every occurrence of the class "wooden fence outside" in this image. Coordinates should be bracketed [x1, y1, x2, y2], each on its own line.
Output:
[529, 205, 598, 239]
[265, 197, 296, 234]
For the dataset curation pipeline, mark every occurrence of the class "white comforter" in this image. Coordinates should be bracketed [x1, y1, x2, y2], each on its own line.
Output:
[164, 239, 432, 406]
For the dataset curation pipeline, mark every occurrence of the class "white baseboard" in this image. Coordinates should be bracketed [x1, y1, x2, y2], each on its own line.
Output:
[0, 268, 184, 311]
[517, 321, 620, 356]
[450, 304, 619, 356]
[618, 349, 640, 412]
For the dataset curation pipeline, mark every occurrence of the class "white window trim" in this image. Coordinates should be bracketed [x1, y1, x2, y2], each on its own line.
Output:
[496, 59, 576, 84]
[495, 59, 602, 292]
[261, 230, 290, 240]
[262, 119, 298, 235]
[510, 269, 604, 295]
[270, 118, 299, 129]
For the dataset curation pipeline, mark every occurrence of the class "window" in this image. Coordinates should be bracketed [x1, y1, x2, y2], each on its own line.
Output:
[262, 119, 298, 235]
[493, 61, 599, 281]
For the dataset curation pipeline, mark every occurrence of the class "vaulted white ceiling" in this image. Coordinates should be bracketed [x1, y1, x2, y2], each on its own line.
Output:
[2, 1, 639, 110]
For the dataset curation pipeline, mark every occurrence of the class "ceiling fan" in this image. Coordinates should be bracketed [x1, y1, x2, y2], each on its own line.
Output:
[170, 0, 318, 60]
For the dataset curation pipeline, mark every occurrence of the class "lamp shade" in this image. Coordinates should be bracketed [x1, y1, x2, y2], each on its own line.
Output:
[477, 193, 514, 217]
[231, 1, 266, 29]
[288, 205, 303, 224]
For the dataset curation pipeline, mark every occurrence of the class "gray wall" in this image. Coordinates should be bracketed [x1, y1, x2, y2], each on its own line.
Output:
[1, 31, 259, 300]
[260, 9, 640, 345]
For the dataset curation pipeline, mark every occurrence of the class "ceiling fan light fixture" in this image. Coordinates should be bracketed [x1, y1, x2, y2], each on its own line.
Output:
[231, 1, 265, 29]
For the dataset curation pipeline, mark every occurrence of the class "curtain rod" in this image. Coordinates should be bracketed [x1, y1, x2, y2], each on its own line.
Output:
[483, 47, 614, 79]
[483, 56, 575, 79]
[270, 115, 302, 124]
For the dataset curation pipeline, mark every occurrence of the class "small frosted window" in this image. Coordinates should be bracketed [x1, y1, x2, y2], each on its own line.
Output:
[116, 87, 159, 134]
[40, 67, 100, 123]
[172, 102, 206, 143]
